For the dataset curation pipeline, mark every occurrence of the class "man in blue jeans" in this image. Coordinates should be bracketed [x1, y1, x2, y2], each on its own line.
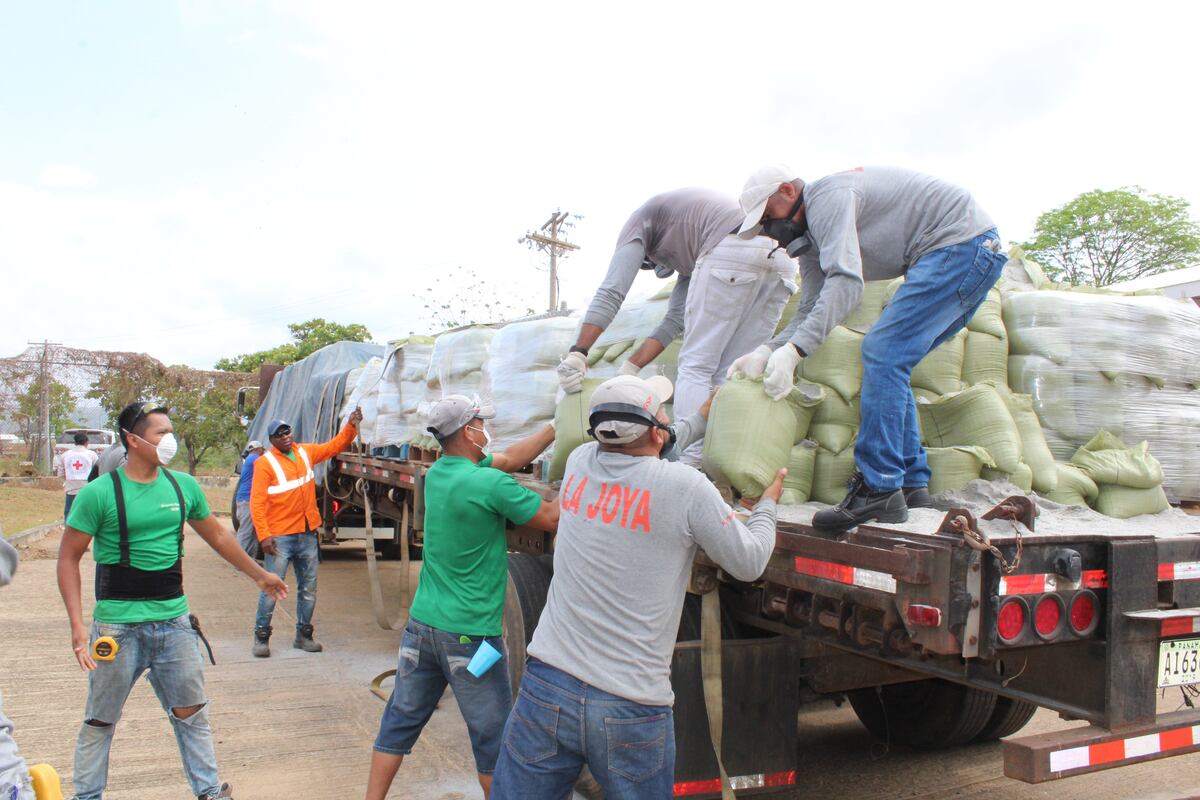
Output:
[366, 396, 558, 799]
[56, 401, 287, 800]
[491, 375, 781, 799]
[249, 412, 360, 657]
[729, 164, 1009, 532]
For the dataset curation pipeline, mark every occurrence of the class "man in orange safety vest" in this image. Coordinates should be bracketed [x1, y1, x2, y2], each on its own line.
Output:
[249, 408, 362, 657]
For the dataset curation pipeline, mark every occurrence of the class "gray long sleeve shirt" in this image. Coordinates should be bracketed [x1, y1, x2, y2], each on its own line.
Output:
[771, 166, 995, 356]
[528, 414, 777, 705]
[583, 188, 743, 346]
[0, 538, 17, 587]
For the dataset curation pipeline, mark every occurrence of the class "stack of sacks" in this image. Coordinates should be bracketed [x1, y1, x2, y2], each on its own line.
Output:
[424, 326, 496, 409]
[917, 383, 1027, 489]
[1069, 431, 1169, 518]
[702, 376, 823, 498]
[925, 446, 995, 493]
[589, 281, 675, 380]
[341, 357, 385, 444]
[484, 315, 578, 451]
[548, 378, 605, 482]
[962, 289, 1009, 386]
[375, 336, 435, 447]
[1044, 463, 1099, 507]
[1004, 288, 1200, 500]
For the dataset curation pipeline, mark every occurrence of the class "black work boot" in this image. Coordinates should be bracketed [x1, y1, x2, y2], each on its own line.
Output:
[294, 624, 323, 653]
[812, 471, 908, 533]
[251, 626, 271, 658]
[200, 781, 233, 799]
[903, 485, 933, 509]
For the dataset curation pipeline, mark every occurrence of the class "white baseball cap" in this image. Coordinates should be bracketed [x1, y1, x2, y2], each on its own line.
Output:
[738, 164, 797, 238]
[588, 375, 674, 445]
[426, 394, 496, 440]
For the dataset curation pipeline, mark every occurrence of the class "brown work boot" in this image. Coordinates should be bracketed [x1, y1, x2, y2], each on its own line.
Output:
[293, 624, 323, 653]
[251, 626, 271, 658]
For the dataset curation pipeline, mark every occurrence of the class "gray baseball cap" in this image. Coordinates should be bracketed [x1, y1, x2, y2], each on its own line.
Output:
[588, 375, 674, 445]
[246, 440, 263, 450]
[426, 395, 496, 440]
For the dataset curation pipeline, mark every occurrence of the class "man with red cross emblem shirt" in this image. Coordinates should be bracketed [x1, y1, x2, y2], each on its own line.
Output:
[248, 409, 361, 657]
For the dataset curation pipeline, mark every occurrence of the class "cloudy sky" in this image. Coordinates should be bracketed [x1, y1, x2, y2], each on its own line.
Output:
[2, 1, 1198, 369]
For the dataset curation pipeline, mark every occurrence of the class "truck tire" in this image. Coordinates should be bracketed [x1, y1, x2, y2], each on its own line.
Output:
[502, 553, 555, 696]
[972, 696, 1038, 742]
[847, 679, 997, 748]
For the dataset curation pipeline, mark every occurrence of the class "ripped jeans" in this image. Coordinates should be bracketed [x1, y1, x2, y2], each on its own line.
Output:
[73, 615, 221, 799]
[373, 618, 512, 774]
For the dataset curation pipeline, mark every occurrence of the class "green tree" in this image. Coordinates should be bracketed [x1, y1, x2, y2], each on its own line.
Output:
[89, 358, 250, 474]
[214, 318, 373, 372]
[12, 380, 78, 462]
[1021, 187, 1200, 287]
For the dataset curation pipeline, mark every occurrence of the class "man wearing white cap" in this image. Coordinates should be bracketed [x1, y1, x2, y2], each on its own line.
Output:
[366, 395, 559, 800]
[491, 375, 783, 799]
[729, 165, 1007, 532]
[557, 188, 797, 465]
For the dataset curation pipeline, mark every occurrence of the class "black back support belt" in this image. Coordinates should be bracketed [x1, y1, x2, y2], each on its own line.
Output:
[95, 469, 187, 602]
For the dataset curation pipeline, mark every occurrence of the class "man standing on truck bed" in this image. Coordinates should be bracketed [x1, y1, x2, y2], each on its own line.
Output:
[56, 401, 288, 800]
[557, 188, 797, 465]
[491, 375, 782, 799]
[729, 165, 1007, 532]
[366, 395, 559, 800]
[249, 410, 362, 657]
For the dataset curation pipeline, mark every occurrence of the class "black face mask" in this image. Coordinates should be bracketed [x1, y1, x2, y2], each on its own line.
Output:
[760, 191, 807, 252]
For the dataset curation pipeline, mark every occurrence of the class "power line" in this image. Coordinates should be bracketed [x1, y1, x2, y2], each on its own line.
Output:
[520, 210, 581, 312]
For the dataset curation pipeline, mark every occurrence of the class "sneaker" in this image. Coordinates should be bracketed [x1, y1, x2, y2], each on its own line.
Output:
[812, 472, 908, 533]
[252, 626, 271, 658]
[293, 624, 323, 653]
[200, 782, 233, 799]
[903, 486, 933, 509]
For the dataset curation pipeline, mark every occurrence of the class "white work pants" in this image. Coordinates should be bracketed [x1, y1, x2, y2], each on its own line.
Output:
[675, 235, 797, 465]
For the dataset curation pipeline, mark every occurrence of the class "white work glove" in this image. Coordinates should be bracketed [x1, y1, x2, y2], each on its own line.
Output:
[725, 345, 772, 380]
[556, 351, 588, 394]
[617, 359, 642, 377]
[762, 345, 804, 400]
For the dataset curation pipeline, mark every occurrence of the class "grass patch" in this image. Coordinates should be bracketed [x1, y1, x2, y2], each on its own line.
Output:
[0, 486, 63, 536]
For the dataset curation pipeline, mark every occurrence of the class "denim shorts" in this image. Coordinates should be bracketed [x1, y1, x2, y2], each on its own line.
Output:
[373, 619, 512, 774]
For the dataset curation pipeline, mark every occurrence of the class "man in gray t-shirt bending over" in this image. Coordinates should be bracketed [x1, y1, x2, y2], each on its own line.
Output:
[729, 164, 1008, 533]
[491, 374, 782, 800]
[558, 188, 797, 465]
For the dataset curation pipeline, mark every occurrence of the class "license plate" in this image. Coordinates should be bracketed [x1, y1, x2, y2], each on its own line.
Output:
[1157, 637, 1200, 688]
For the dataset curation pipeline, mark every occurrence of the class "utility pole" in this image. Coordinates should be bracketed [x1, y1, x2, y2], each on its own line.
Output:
[520, 210, 580, 312]
[28, 339, 60, 473]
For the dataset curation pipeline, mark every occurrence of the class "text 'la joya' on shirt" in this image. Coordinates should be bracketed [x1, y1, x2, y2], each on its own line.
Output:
[407, 453, 543, 638]
[66, 466, 211, 624]
[528, 415, 777, 707]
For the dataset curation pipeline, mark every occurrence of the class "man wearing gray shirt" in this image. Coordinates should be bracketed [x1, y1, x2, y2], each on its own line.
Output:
[558, 188, 797, 465]
[729, 165, 1008, 532]
[491, 374, 782, 799]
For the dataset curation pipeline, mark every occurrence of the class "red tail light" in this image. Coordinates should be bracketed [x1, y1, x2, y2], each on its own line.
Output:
[997, 597, 1027, 643]
[1068, 591, 1099, 636]
[1034, 595, 1065, 639]
[906, 604, 943, 628]
[332, 500, 341, 514]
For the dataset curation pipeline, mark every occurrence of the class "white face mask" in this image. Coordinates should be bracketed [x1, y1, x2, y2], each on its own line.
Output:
[127, 430, 178, 465]
[466, 425, 492, 456]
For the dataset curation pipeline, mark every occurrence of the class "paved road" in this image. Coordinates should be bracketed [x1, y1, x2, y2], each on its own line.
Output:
[3, 526, 1198, 799]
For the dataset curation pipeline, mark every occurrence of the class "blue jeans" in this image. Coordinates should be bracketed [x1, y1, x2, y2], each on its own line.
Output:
[492, 658, 675, 800]
[856, 229, 1008, 492]
[254, 532, 318, 630]
[73, 615, 221, 799]
[64, 492, 76, 520]
[373, 619, 513, 773]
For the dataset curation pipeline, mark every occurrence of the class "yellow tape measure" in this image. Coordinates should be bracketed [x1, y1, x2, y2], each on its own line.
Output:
[92, 636, 119, 661]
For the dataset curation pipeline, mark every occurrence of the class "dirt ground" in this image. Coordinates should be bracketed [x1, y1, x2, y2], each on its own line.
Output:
[3, 525, 1199, 799]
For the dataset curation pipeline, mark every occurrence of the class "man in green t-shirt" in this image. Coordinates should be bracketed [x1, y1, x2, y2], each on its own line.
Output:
[57, 401, 288, 800]
[366, 395, 559, 800]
